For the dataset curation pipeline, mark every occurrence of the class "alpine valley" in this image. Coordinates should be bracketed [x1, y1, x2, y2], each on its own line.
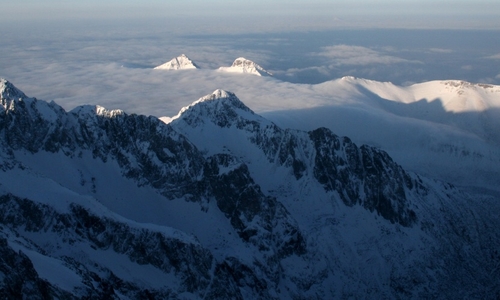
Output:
[0, 77, 499, 299]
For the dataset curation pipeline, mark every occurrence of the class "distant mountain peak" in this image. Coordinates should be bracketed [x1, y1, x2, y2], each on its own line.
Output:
[154, 54, 199, 70]
[218, 57, 272, 76]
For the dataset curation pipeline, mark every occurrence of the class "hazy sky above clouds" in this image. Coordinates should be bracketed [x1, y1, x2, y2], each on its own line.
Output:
[2, 0, 499, 29]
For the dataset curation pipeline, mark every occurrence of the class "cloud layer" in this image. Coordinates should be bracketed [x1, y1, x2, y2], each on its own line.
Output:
[316, 45, 417, 66]
[1, 22, 500, 117]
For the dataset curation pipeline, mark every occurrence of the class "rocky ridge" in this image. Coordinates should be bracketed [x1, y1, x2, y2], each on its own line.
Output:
[0, 79, 499, 298]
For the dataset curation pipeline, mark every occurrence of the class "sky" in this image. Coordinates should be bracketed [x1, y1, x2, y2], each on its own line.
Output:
[1, 0, 499, 117]
[2, 0, 500, 28]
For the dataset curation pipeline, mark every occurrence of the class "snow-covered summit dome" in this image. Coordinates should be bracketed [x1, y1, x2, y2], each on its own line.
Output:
[217, 57, 272, 76]
[154, 54, 199, 70]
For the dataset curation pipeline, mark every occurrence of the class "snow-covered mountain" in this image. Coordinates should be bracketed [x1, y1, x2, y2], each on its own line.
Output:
[1, 78, 499, 298]
[154, 54, 199, 70]
[218, 57, 272, 76]
[262, 76, 500, 192]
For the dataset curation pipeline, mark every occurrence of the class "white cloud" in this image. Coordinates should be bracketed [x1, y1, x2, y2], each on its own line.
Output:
[0, 23, 281, 117]
[3, 58, 313, 118]
[316, 45, 418, 66]
[487, 53, 500, 59]
[429, 48, 453, 53]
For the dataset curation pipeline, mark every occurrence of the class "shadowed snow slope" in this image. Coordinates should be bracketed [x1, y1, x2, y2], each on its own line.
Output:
[1, 79, 499, 299]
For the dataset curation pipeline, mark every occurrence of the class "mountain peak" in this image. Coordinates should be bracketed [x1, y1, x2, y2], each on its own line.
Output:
[199, 89, 235, 102]
[71, 104, 124, 119]
[168, 89, 259, 127]
[154, 54, 199, 70]
[198, 89, 255, 113]
[0, 78, 27, 102]
[341, 76, 358, 81]
[176, 89, 251, 115]
[218, 57, 272, 76]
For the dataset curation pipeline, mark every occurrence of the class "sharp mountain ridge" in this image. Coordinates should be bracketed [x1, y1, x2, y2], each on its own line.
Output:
[0, 79, 499, 299]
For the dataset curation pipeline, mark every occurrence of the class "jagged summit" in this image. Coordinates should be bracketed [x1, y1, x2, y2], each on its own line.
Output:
[217, 57, 272, 76]
[0, 78, 27, 103]
[167, 89, 260, 127]
[154, 54, 199, 70]
[176, 89, 248, 113]
[199, 89, 235, 102]
[71, 104, 124, 118]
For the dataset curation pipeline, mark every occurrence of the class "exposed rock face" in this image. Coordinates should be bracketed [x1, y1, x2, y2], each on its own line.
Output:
[0, 236, 65, 300]
[171, 90, 419, 226]
[309, 128, 418, 226]
[0, 79, 499, 298]
[0, 194, 212, 298]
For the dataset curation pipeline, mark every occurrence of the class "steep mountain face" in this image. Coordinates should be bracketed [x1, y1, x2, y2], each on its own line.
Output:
[217, 57, 272, 76]
[0, 235, 70, 299]
[169, 90, 419, 227]
[154, 54, 199, 70]
[0, 193, 215, 299]
[1, 79, 499, 299]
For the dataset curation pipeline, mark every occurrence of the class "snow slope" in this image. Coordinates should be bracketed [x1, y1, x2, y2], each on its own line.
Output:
[218, 57, 272, 76]
[261, 77, 500, 191]
[154, 54, 199, 70]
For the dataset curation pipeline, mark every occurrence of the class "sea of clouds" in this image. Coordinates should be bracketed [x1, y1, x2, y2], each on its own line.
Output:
[1, 19, 500, 118]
